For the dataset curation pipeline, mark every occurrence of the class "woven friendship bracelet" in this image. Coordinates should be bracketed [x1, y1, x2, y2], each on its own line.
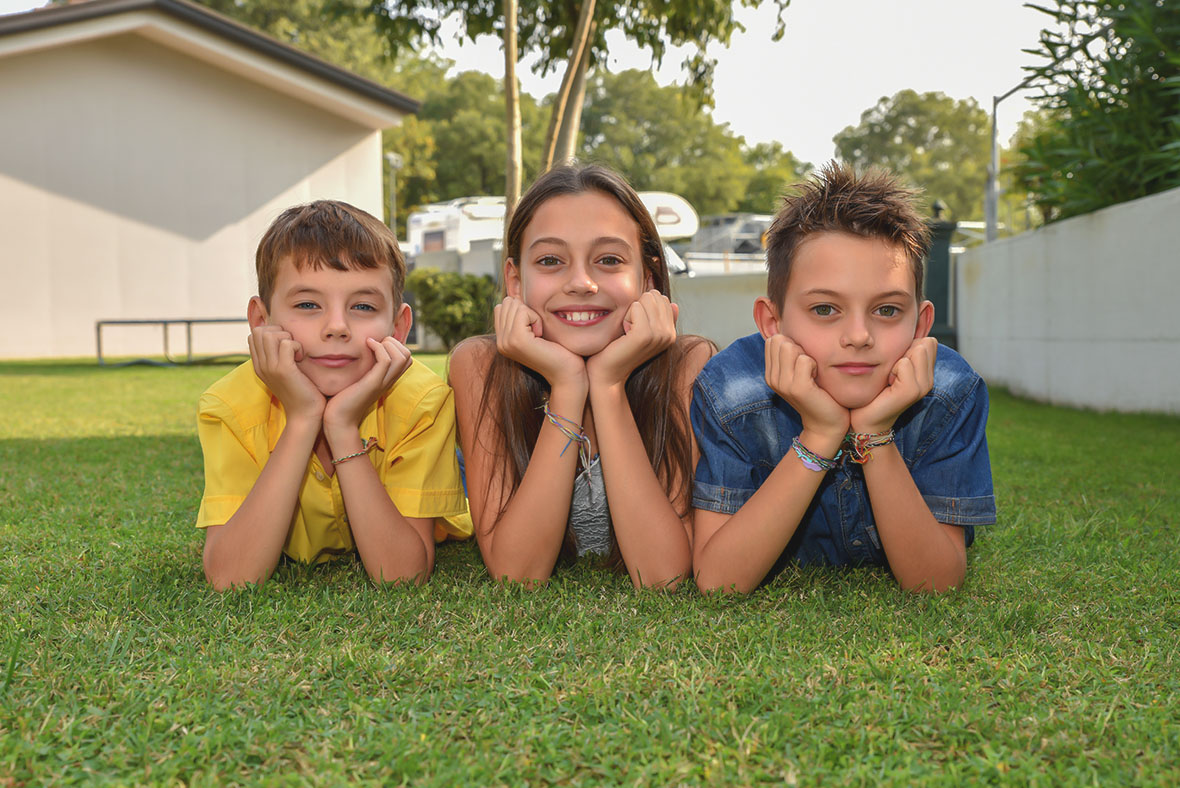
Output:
[843, 430, 896, 464]
[540, 403, 592, 473]
[791, 437, 842, 472]
[332, 436, 379, 466]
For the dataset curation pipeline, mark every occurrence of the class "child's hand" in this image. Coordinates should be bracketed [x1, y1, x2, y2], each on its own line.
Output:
[586, 290, 678, 388]
[323, 336, 411, 434]
[850, 337, 937, 434]
[765, 334, 849, 442]
[494, 296, 587, 389]
[248, 324, 324, 424]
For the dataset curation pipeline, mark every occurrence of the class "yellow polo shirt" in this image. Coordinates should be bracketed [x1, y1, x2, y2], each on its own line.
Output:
[196, 359, 471, 563]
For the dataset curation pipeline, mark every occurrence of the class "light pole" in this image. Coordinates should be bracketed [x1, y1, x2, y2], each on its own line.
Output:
[986, 79, 1034, 242]
[385, 151, 403, 233]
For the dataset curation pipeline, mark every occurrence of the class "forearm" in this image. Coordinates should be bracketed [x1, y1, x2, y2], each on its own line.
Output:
[589, 383, 690, 589]
[861, 445, 966, 592]
[329, 431, 431, 584]
[694, 429, 841, 593]
[473, 384, 586, 585]
[203, 419, 319, 590]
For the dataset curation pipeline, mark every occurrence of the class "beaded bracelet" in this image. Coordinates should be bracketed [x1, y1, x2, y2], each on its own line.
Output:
[332, 436, 379, 466]
[791, 436, 842, 472]
[540, 403, 592, 473]
[844, 430, 896, 464]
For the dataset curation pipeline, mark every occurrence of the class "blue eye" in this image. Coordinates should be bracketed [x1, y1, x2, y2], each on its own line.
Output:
[352, 303, 377, 312]
[295, 301, 319, 310]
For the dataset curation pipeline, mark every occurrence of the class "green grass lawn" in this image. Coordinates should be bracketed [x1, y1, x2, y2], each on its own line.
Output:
[1, 358, 1177, 785]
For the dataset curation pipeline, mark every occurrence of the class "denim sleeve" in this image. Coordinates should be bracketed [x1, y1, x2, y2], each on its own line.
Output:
[690, 379, 763, 515]
[910, 376, 997, 546]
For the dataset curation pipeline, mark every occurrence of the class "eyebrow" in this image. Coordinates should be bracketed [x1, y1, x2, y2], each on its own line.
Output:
[527, 236, 635, 251]
[799, 288, 912, 301]
[288, 286, 387, 300]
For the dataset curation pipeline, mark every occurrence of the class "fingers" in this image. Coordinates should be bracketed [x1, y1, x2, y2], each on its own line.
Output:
[623, 290, 676, 346]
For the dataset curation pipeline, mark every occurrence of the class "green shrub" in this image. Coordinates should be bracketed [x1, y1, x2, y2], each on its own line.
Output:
[1018, 0, 1180, 221]
[406, 267, 497, 350]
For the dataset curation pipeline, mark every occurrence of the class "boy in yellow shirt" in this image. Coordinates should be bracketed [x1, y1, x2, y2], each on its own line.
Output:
[196, 200, 469, 590]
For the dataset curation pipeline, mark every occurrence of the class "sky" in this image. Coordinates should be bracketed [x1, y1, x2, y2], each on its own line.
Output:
[1, 0, 1051, 166]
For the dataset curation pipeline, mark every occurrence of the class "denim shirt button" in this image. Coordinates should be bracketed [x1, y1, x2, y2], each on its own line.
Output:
[852, 539, 863, 547]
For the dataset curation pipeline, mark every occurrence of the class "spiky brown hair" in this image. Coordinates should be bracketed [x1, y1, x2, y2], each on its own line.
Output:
[764, 161, 930, 310]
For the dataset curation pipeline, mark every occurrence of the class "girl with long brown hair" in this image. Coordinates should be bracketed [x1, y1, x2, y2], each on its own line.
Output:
[449, 164, 713, 588]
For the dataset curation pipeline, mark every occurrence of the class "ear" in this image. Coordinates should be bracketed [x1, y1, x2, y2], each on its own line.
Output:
[247, 296, 269, 329]
[503, 258, 522, 299]
[392, 302, 413, 343]
[753, 296, 781, 340]
[914, 299, 935, 339]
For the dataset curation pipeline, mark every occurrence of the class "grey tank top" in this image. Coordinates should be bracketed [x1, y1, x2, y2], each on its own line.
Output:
[568, 456, 612, 557]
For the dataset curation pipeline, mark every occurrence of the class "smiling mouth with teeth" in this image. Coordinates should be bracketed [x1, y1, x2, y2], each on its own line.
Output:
[556, 310, 609, 323]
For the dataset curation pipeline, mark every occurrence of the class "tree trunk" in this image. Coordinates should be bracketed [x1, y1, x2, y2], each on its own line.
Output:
[503, 0, 522, 221]
[542, 0, 596, 171]
[553, 20, 594, 166]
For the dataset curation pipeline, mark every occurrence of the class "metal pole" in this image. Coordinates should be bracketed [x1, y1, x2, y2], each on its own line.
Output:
[986, 80, 1034, 243]
[986, 95, 999, 242]
[385, 152, 403, 232]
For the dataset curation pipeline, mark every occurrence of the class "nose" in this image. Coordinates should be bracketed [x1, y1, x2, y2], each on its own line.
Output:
[322, 305, 350, 340]
[562, 260, 598, 295]
[840, 314, 873, 349]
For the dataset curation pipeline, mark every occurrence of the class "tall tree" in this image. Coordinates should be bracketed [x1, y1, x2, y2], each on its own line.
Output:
[502, 0, 522, 217]
[833, 90, 990, 220]
[354, 0, 793, 171]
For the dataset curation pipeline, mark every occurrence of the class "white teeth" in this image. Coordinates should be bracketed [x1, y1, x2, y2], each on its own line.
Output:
[563, 311, 603, 322]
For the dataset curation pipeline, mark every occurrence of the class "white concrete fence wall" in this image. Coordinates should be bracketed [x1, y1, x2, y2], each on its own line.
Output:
[957, 186, 1180, 414]
[670, 272, 765, 349]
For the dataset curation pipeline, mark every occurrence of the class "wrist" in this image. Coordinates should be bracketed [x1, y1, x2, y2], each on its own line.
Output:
[849, 414, 897, 434]
[548, 375, 590, 405]
[797, 428, 845, 460]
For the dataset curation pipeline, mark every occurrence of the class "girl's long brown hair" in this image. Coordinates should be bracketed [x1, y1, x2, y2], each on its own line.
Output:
[471, 163, 709, 566]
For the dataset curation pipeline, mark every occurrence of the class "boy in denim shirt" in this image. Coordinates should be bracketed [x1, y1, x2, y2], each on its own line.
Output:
[691, 162, 994, 592]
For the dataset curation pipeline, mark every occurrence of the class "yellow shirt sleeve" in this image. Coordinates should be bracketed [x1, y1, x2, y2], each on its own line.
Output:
[379, 373, 468, 525]
[195, 391, 263, 528]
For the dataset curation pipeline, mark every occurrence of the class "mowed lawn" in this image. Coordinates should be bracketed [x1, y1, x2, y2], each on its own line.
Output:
[0, 358, 1177, 785]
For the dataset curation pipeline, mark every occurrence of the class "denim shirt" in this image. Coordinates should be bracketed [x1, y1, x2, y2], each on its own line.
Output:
[691, 333, 996, 569]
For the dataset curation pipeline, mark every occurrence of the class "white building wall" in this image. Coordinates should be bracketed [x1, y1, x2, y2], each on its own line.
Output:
[957, 186, 1180, 414]
[0, 33, 385, 359]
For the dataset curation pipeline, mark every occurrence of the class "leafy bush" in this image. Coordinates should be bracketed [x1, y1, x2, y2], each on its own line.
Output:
[1018, 0, 1180, 222]
[406, 267, 497, 350]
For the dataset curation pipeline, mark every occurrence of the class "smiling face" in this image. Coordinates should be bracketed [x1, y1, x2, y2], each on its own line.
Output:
[248, 256, 410, 397]
[504, 190, 648, 357]
[757, 231, 934, 409]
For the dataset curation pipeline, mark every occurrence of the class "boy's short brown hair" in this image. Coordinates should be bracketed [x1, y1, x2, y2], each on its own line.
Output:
[765, 161, 930, 310]
[255, 200, 405, 308]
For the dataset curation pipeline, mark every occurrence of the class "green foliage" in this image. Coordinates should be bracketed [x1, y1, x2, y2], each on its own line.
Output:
[1017, 0, 1180, 222]
[1, 363, 1179, 784]
[834, 90, 991, 220]
[406, 268, 497, 350]
[737, 141, 813, 214]
[413, 71, 548, 203]
[579, 70, 749, 215]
